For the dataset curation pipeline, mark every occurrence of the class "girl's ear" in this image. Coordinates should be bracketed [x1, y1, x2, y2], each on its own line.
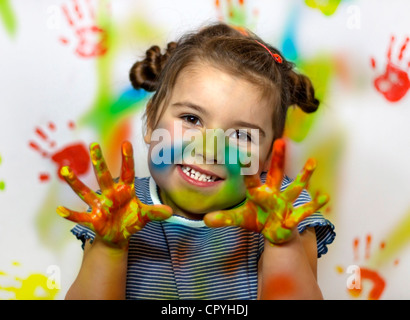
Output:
[144, 127, 153, 144]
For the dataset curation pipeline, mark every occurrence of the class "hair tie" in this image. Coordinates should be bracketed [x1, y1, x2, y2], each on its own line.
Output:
[255, 40, 283, 64]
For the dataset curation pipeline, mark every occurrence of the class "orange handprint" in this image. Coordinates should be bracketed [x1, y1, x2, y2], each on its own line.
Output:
[57, 141, 173, 248]
[204, 139, 329, 244]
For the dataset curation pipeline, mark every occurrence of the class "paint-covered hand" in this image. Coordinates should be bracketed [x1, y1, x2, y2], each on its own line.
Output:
[204, 139, 329, 244]
[57, 141, 173, 249]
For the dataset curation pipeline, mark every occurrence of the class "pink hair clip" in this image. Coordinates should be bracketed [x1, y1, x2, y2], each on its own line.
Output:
[255, 40, 283, 64]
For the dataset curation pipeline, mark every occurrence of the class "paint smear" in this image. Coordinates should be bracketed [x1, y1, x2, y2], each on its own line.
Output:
[0, 153, 5, 191]
[284, 54, 335, 142]
[262, 274, 296, 299]
[0, 0, 17, 37]
[214, 0, 258, 30]
[368, 208, 410, 269]
[0, 264, 59, 300]
[28, 121, 90, 182]
[304, 0, 342, 16]
[280, 4, 336, 143]
[371, 36, 410, 102]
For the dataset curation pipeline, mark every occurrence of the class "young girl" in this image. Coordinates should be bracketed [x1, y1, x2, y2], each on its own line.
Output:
[58, 22, 335, 300]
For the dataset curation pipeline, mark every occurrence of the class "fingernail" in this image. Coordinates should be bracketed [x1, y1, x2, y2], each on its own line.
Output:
[317, 193, 330, 205]
[306, 158, 317, 171]
[122, 141, 133, 157]
[60, 166, 72, 178]
[56, 206, 69, 217]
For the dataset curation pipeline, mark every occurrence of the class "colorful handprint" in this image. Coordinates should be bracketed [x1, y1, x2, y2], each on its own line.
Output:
[204, 139, 329, 244]
[57, 141, 173, 248]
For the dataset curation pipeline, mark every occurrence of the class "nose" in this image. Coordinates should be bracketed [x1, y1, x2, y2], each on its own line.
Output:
[201, 129, 228, 164]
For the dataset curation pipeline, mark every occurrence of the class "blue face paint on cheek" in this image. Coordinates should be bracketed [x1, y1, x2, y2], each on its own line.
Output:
[149, 139, 184, 172]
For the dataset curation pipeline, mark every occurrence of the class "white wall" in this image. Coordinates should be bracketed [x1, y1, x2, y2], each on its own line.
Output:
[0, 0, 409, 300]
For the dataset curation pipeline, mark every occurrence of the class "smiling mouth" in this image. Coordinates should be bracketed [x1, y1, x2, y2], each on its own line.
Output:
[178, 164, 223, 183]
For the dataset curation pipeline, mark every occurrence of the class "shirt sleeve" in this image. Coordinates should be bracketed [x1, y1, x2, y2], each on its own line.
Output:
[71, 224, 96, 250]
[291, 186, 336, 258]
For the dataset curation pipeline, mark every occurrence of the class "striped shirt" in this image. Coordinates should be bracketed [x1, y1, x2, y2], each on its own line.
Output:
[71, 174, 335, 300]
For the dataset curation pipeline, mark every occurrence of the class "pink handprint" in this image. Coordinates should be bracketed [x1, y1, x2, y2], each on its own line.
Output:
[59, 0, 109, 58]
[371, 36, 410, 102]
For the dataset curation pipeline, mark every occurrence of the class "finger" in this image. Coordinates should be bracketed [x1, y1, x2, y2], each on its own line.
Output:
[243, 173, 262, 189]
[140, 202, 173, 223]
[284, 192, 330, 229]
[204, 203, 260, 232]
[60, 166, 100, 207]
[56, 206, 95, 229]
[266, 139, 286, 191]
[120, 141, 135, 186]
[90, 142, 114, 192]
[281, 158, 316, 203]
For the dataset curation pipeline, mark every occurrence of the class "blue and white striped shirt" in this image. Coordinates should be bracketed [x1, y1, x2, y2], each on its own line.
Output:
[71, 175, 335, 300]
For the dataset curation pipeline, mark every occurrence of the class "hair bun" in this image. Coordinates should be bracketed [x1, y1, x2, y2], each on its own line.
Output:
[287, 71, 320, 113]
[129, 42, 177, 92]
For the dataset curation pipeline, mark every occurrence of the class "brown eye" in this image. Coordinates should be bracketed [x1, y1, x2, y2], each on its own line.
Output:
[181, 115, 201, 126]
[230, 129, 252, 142]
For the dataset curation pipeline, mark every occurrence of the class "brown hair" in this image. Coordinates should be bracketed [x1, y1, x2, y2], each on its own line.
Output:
[129, 22, 319, 141]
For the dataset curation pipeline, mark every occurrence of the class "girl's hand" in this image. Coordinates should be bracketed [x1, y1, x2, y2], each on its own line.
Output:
[57, 141, 173, 249]
[204, 139, 329, 245]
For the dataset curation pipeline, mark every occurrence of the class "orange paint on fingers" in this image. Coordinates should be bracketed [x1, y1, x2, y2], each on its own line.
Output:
[266, 139, 286, 191]
[120, 141, 135, 185]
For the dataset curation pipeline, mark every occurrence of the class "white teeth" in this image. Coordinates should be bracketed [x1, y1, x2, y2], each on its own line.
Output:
[181, 165, 217, 182]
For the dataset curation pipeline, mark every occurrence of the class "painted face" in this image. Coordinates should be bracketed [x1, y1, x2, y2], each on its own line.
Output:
[144, 63, 275, 219]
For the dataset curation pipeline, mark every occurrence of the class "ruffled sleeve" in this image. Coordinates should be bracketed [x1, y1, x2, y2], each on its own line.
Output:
[292, 186, 336, 258]
[297, 212, 335, 258]
[71, 224, 95, 250]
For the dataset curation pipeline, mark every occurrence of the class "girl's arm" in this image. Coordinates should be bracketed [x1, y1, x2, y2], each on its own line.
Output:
[65, 237, 128, 300]
[257, 227, 322, 300]
[204, 139, 329, 300]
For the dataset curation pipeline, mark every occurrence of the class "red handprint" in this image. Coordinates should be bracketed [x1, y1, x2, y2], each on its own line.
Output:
[349, 235, 386, 300]
[371, 36, 410, 102]
[59, 0, 109, 58]
[28, 121, 90, 182]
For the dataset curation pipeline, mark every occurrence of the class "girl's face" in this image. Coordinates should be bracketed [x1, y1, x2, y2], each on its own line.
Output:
[144, 63, 275, 219]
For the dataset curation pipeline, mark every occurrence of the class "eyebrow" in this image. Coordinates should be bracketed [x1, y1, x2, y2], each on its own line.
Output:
[232, 121, 266, 138]
[171, 101, 210, 117]
[171, 101, 266, 138]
